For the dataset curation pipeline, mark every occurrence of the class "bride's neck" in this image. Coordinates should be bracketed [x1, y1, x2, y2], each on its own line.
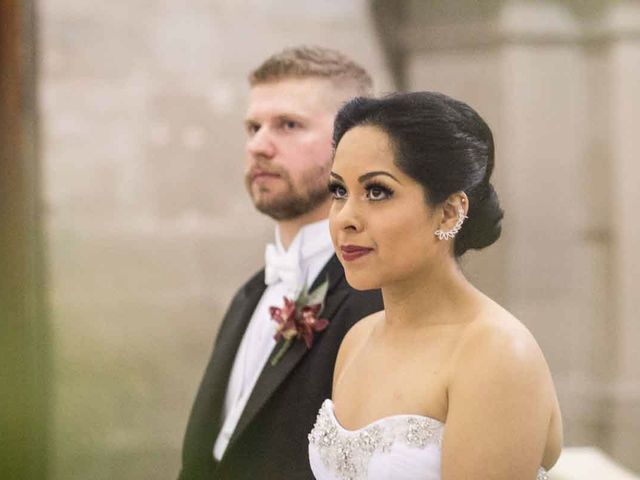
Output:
[381, 257, 478, 330]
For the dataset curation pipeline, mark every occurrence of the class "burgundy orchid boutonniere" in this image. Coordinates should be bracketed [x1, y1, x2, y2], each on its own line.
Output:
[268, 277, 330, 366]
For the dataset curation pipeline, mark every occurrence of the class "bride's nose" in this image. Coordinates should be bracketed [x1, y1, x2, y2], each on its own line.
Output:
[331, 196, 364, 233]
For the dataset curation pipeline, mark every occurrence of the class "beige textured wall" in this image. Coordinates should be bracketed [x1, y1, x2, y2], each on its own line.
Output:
[41, 2, 391, 479]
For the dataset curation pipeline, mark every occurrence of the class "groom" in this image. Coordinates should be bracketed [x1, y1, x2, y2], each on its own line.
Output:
[178, 46, 383, 479]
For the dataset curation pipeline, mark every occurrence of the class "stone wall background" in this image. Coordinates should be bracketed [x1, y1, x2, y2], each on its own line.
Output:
[40, 1, 639, 478]
[41, 1, 391, 479]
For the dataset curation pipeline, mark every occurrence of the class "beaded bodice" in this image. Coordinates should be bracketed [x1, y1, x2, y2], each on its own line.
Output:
[308, 399, 548, 480]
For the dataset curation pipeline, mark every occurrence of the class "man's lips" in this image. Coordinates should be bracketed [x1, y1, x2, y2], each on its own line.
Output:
[250, 171, 281, 182]
[340, 245, 374, 262]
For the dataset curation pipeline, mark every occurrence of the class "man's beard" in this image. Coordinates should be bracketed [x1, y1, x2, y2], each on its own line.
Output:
[246, 164, 331, 221]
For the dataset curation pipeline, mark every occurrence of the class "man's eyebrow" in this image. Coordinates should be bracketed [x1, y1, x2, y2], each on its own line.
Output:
[275, 113, 307, 123]
[244, 113, 306, 124]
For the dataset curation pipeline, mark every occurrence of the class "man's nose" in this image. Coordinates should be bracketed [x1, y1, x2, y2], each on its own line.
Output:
[246, 127, 276, 159]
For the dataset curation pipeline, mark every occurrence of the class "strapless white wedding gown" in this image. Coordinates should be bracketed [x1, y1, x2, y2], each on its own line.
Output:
[308, 399, 548, 480]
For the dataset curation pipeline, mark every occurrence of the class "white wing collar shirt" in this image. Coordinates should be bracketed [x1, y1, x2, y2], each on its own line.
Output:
[213, 218, 335, 460]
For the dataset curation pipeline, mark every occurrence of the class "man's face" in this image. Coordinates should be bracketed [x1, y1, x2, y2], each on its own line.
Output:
[244, 77, 339, 220]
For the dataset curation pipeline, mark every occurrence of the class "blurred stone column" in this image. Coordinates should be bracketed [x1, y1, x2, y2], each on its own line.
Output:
[0, 0, 50, 478]
[399, 0, 603, 444]
[495, 1, 604, 448]
[608, 1, 640, 469]
[389, 0, 640, 469]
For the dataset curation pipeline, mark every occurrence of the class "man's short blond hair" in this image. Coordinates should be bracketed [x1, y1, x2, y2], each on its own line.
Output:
[248, 46, 373, 96]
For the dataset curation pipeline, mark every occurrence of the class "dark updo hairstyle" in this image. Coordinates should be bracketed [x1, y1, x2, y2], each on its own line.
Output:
[333, 91, 503, 256]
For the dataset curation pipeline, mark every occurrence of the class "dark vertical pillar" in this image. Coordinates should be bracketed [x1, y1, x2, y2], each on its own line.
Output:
[370, 0, 409, 91]
[0, 0, 50, 478]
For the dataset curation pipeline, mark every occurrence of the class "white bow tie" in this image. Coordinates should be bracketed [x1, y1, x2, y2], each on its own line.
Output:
[264, 243, 303, 294]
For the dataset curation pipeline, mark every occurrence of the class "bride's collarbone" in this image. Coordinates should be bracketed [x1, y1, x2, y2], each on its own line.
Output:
[333, 319, 463, 428]
[334, 356, 450, 428]
[357, 329, 460, 382]
[332, 388, 448, 431]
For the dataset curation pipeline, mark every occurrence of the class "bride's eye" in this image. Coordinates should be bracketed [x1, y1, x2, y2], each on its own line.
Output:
[365, 182, 393, 201]
[328, 181, 347, 200]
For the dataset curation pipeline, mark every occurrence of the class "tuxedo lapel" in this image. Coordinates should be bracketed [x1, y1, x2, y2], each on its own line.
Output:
[199, 272, 267, 438]
[227, 256, 347, 450]
[213, 274, 266, 396]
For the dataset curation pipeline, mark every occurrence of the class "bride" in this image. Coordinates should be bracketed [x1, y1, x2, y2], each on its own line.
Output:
[308, 92, 562, 479]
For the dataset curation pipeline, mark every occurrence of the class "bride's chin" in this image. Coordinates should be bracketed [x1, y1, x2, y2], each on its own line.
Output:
[344, 271, 382, 292]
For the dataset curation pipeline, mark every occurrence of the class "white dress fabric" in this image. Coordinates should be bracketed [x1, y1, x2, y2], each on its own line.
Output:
[308, 399, 548, 480]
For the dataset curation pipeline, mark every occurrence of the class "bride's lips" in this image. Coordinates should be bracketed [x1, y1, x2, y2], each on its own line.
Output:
[340, 245, 374, 262]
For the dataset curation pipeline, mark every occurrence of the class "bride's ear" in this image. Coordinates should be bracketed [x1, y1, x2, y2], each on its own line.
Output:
[436, 192, 468, 233]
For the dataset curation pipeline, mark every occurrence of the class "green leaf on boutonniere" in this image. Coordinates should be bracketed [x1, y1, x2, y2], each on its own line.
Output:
[270, 337, 294, 366]
[296, 281, 310, 307]
[306, 276, 329, 314]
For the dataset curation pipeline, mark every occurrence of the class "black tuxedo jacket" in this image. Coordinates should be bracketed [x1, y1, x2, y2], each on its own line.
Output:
[178, 255, 383, 480]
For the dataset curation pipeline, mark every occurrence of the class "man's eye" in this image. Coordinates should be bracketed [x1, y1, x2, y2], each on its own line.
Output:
[282, 120, 299, 130]
[246, 123, 260, 135]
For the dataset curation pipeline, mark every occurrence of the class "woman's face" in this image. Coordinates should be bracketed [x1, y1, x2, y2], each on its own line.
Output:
[329, 125, 442, 290]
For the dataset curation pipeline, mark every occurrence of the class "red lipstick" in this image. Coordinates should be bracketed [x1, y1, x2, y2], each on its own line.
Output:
[340, 245, 373, 262]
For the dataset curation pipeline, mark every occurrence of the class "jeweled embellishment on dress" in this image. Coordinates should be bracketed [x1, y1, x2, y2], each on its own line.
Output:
[308, 400, 444, 480]
[405, 417, 435, 447]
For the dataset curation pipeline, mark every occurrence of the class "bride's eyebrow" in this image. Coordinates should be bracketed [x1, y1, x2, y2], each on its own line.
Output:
[330, 171, 402, 184]
[358, 171, 401, 184]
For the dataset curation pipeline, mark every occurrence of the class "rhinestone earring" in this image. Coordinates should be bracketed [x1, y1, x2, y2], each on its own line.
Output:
[434, 205, 468, 241]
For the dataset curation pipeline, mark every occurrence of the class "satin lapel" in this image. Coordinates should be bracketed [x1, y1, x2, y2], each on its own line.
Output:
[227, 256, 346, 448]
[205, 272, 267, 432]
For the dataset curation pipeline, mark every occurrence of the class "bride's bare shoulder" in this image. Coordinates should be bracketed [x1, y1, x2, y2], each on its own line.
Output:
[450, 299, 557, 410]
[455, 301, 544, 368]
[445, 299, 563, 469]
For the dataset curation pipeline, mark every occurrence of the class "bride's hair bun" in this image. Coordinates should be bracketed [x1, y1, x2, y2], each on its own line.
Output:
[455, 182, 503, 256]
[333, 91, 504, 257]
